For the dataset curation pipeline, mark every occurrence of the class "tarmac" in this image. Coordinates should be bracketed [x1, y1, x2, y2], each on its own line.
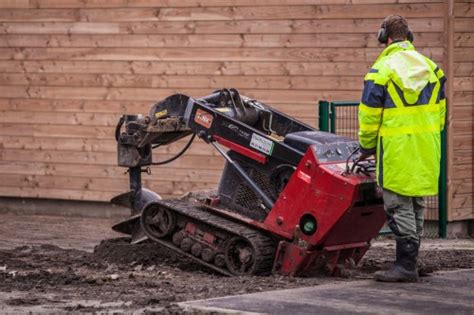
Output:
[179, 268, 474, 315]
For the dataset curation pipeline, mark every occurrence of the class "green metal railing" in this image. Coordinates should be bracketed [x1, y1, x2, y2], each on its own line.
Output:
[318, 100, 447, 238]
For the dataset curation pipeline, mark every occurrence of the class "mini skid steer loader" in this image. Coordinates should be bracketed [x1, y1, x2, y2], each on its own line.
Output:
[111, 89, 385, 276]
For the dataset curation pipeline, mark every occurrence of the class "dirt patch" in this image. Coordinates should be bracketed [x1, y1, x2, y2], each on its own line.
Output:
[92, 237, 203, 272]
[0, 237, 473, 313]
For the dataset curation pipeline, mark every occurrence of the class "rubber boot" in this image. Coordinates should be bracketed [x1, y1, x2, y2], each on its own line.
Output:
[374, 238, 419, 282]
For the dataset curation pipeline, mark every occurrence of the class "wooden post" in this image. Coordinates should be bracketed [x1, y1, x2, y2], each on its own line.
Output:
[444, 0, 455, 228]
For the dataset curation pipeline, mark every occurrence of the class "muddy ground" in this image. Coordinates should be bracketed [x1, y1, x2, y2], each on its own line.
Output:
[0, 214, 473, 313]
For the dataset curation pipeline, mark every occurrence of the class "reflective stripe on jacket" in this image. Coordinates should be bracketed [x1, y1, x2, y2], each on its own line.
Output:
[358, 41, 446, 196]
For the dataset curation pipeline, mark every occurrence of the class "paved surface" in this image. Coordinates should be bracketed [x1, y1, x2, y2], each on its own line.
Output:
[180, 269, 474, 315]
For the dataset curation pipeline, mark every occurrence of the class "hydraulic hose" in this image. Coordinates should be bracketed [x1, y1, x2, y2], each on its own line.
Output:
[115, 116, 125, 142]
[150, 134, 196, 166]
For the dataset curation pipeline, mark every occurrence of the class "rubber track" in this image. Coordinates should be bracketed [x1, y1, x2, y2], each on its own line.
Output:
[147, 199, 276, 276]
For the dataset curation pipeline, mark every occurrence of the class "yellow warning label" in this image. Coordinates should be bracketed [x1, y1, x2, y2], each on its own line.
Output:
[215, 107, 232, 113]
[154, 109, 168, 119]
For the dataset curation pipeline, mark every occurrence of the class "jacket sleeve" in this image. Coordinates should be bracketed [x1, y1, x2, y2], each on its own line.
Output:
[358, 68, 386, 155]
[435, 67, 447, 131]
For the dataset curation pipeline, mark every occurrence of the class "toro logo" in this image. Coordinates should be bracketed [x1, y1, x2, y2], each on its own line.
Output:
[194, 109, 214, 129]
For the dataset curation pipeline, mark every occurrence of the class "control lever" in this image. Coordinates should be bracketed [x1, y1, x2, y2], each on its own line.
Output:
[344, 146, 376, 175]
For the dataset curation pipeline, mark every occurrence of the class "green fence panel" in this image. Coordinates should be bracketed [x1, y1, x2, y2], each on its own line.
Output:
[438, 128, 448, 238]
[318, 100, 330, 132]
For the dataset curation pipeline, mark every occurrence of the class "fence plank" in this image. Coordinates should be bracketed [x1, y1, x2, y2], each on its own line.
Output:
[452, 135, 473, 151]
[453, 62, 474, 76]
[454, 47, 474, 61]
[0, 60, 373, 76]
[0, 99, 319, 117]
[0, 0, 445, 9]
[0, 148, 225, 169]
[454, 33, 474, 47]
[453, 77, 474, 91]
[0, 18, 445, 35]
[0, 86, 362, 103]
[0, 108, 317, 127]
[452, 104, 473, 120]
[0, 186, 115, 201]
[452, 119, 473, 135]
[0, 73, 365, 90]
[0, 47, 445, 62]
[454, 2, 474, 17]
[0, 33, 444, 48]
[155, 4, 445, 21]
[454, 17, 474, 32]
[450, 194, 473, 218]
[451, 178, 473, 195]
[0, 135, 219, 157]
[453, 91, 474, 105]
[452, 149, 472, 165]
[0, 5, 445, 22]
[452, 163, 473, 179]
[0, 161, 222, 182]
[0, 173, 217, 194]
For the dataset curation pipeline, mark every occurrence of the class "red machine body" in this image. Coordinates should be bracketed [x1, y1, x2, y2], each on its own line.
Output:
[264, 145, 385, 275]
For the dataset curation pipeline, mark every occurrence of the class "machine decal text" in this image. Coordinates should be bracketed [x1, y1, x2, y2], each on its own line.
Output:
[194, 109, 214, 129]
[250, 133, 274, 155]
[226, 123, 251, 140]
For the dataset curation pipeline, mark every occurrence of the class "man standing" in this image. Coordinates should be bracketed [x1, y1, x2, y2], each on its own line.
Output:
[357, 15, 446, 282]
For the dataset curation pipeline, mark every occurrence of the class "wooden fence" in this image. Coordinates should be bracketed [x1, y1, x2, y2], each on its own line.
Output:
[0, 0, 471, 221]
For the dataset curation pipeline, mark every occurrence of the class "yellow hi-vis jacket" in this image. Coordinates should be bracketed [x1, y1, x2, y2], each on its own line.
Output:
[358, 41, 446, 196]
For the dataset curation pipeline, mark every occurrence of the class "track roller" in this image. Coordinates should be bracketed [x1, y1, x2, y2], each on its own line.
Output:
[140, 204, 176, 240]
[180, 238, 193, 252]
[225, 237, 256, 275]
[191, 243, 203, 257]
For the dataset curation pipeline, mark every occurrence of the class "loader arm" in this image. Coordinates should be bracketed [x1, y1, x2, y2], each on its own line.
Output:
[115, 89, 314, 169]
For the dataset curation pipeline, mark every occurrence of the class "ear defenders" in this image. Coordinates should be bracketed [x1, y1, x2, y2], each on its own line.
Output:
[377, 22, 414, 44]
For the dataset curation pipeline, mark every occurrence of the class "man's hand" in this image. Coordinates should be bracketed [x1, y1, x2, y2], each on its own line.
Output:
[358, 152, 374, 161]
